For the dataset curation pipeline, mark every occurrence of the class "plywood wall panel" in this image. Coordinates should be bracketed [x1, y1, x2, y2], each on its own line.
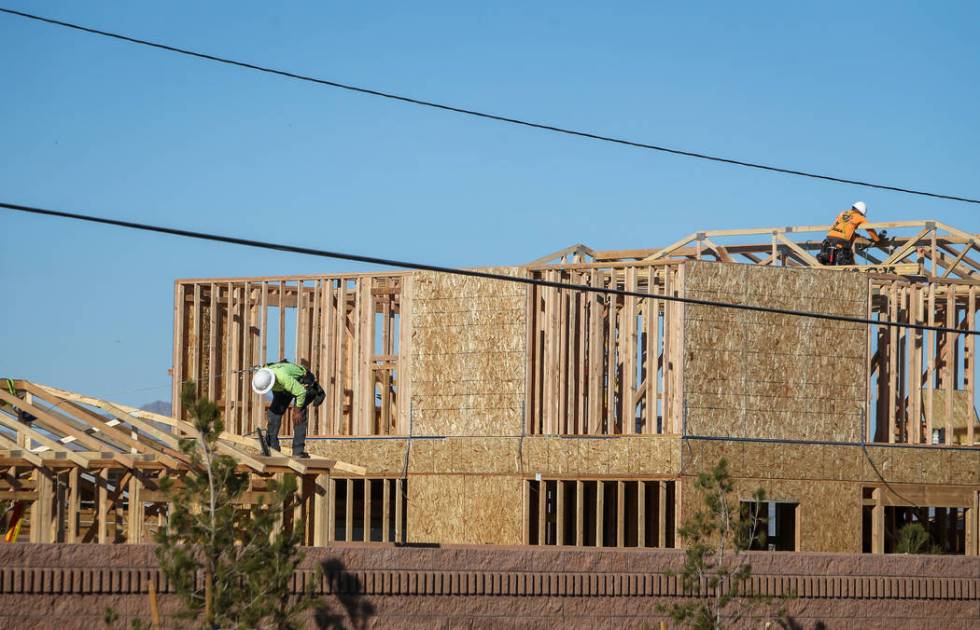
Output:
[683, 261, 869, 442]
[409, 268, 528, 438]
[462, 476, 523, 544]
[408, 475, 465, 543]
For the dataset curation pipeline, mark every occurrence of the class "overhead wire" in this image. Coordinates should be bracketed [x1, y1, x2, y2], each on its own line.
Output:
[1, 6, 979, 205]
[1, 200, 976, 337]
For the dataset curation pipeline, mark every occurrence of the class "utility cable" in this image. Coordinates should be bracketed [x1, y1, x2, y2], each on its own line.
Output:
[2, 7, 979, 205]
[2, 200, 976, 336]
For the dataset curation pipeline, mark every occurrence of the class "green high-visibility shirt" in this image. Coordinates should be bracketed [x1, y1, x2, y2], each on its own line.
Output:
[267, 362, 307, 406]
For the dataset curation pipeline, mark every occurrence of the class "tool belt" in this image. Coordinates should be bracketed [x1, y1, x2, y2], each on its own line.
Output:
[298, 370, 326, 408]
[816, 237, 854, 266]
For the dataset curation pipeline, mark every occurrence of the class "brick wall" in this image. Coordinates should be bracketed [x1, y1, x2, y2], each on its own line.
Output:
[1, 543, 977, 629]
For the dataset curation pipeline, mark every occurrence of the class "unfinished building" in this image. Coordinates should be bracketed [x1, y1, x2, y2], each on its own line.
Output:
[5, 219, 976, 554]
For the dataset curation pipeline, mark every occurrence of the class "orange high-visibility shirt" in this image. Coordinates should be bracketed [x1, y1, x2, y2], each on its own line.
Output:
[827, 210, 879, 243]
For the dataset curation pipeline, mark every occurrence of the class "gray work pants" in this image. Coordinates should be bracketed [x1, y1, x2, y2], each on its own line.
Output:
[266, 390, 308, 454]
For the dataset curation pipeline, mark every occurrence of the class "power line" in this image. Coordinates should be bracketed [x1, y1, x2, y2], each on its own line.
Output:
[2, 200, 976, 336]
[2, 7, 979, 206]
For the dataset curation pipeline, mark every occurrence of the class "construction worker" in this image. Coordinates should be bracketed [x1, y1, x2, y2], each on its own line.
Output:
[1, 378, 36, 423]
[251, 361, 323, 459]
[817, 201, 889, 266]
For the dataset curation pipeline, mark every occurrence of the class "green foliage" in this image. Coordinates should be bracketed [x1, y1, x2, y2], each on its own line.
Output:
[658, 458, 783, 630]
[154, 383, 317, 629]
[0, 499, 11, 529]
[894, 522, 941, 555]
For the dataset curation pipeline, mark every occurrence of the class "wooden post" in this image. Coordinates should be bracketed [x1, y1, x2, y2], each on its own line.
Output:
[67, 467, 79, 543]
[658, 481, 668, 548]
[32, 468, 53, 543]
[638, 480, 646, 547]
[97, 468, 109, 544]
[872, 487, 884, 554]
[887, 283, 898, 443]
[192, 284, 201, 394]
[363, 478, 372, 542]
[623, 268, 637, 434]
[587, 271, 603, 434]
[794, 504, 803, 552]
[313, 473, 330, 546]
[556, 480, 565, 545]
[207, 283, 218, 402]
[575, 480, 584, 547]
[967, 287, 976, 446]
[128, 471, 142, 543]
[945, 289, 955, 445]
[395, 478, 403, 544]
[345, 478, 354, 542]
[926, 284, 936, 441]
[171, 283, 184, 420]
[616, 480, 625, 547]
[596, 480, 605, 547]
[382, 477, 391, 542]
[558, 281, 569, 434]
[910, 287, 923, 444]
[538, 479, 546, 545]
[278, 280, 286, 361]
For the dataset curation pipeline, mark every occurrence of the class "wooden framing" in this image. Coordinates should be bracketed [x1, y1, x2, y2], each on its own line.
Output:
[863, 483, 977, 555]
[0, 381, 363, 546]
[172, 273, 409, 437]
[581, 220, 979, 281]
[868, 278, 979, 445]
[523, 223, 977, 442]
[155, 220, 976, 554]
[526, 262, 684, 435]
[525, 478, 676, 548]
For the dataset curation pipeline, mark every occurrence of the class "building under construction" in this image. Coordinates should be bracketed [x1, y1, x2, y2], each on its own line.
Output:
[3, 219, 978, 554]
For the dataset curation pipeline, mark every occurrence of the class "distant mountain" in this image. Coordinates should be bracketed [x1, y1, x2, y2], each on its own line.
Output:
[141, 400, 172, 416]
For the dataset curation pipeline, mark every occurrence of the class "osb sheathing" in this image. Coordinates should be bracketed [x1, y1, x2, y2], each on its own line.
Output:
[681, 438, 979, 553]
[409, 268, 527, 437]
[683, 438, 979, 486]
[682, 261, 868, 442]
[309, 434, 681, 544]
[679, 475, 864, 553]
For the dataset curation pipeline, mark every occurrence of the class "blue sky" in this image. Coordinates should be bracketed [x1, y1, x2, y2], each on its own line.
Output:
[1, 1, 978, 405]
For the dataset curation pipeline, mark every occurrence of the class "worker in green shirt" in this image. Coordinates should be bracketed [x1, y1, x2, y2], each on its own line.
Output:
[251, 361, 320, 458]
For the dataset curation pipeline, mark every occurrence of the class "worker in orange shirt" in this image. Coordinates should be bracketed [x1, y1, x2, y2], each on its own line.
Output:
[817, 201, 889, 265]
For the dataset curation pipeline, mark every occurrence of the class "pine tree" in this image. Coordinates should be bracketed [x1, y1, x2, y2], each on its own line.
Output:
[659, 458, 784, 629]
[154, 383, 317, 629]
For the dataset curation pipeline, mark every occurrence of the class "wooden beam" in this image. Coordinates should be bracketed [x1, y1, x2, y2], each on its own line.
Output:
[776, 233, 822, 266]
[0, 432, 43, 466]
[0, 406, 91, 468]
[0, 390, 136, 468]
[881, 227, 932, 265]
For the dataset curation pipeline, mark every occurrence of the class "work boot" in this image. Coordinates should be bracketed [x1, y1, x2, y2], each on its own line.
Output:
[295, 452, 311, 459]
[256, 428, 270, 456]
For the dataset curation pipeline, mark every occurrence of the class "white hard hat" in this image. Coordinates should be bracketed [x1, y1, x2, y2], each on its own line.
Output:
[251, 368, 275, 395]
[851, 201, 867, 216]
